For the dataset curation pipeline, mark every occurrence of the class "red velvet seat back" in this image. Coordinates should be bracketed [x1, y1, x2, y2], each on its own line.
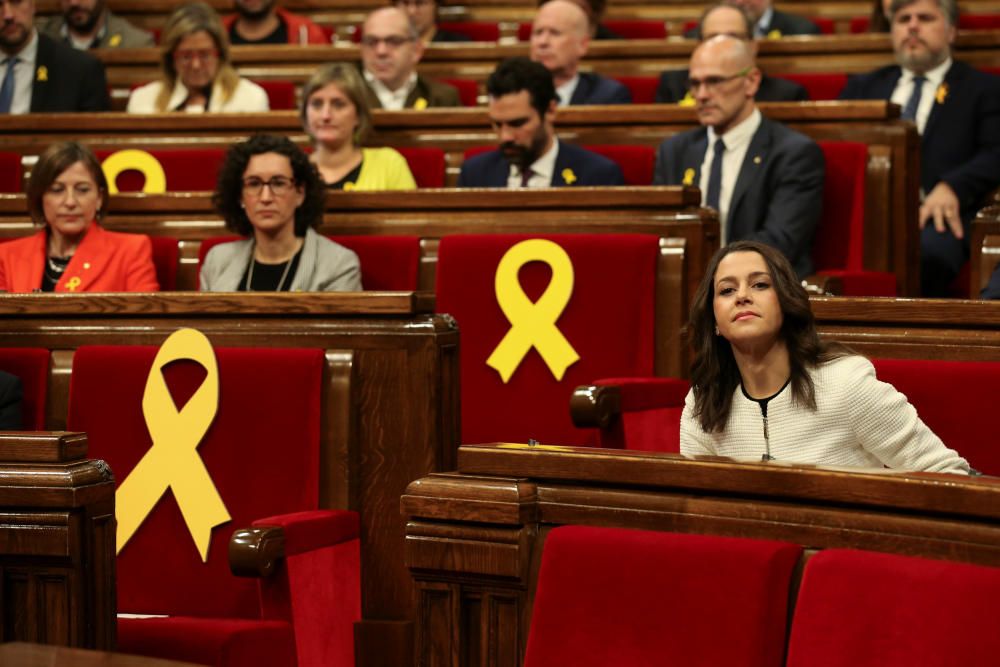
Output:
[437, 21, 499, 41]
[775, 72, 848, 100]
[787, 549, 1000, 667]
[0, 347, 49, 430]
[584, 144, 655, 185]
[439, 78, 480, 107]
[436, 234, 658, 445]
[96, 148, 226, 192]
[198, 235, 420, 290]
[253, 79, 296, 110]
[870, 358, 1000, 475]
[0, 152, 21, 192]
[149, 236, 179, 291]
[67, 343, 324, 617]
[960, 13, 1000, 30]
[395, 146, 447, 187]
[603, 19, 668, 39]
[612, 76, 659, 104]
[524, 526, 802, 667]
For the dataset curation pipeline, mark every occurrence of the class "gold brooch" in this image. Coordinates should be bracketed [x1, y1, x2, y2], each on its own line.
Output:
[562, 168, 577, 184]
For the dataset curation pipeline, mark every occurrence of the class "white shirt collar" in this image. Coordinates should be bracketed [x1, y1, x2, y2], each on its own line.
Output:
[555, 74, 579, 107]
[707, 106, 761, 151]
[363, 69, 417, 110]
[756, 8, 775, 36]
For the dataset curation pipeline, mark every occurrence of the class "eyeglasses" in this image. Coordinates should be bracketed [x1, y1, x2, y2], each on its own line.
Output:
[242, 176, 296, 197]
[360, 35, 413, 49]
[173, 49, 219, 65]
[686, 66, 752, 93]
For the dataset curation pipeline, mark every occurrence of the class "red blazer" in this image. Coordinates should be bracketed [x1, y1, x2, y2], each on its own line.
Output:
[0, 224, 159, 293]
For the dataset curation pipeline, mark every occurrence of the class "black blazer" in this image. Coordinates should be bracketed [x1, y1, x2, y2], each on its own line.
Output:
[685, 9, 820, 38]
[839, 61, 1000, 222]
[457, 141, 625, 187]
[652, 115, 825, 278]
[31, 32, 110, 112]
[655, 70, 808, 104]
[568, 72, 632, 105]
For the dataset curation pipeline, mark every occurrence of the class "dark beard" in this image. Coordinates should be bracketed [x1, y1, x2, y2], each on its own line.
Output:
[235, 1, 276, 22]
[65, 3, 104, 33]
[500, 141, 537, 171]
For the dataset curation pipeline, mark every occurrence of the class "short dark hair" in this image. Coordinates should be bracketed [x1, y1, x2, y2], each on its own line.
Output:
[889, 0, 957, 26]
[486, 57, 557, 117]
[27, 142, 108, 226]
[687, 240, 849, 433]
[698, 2, 755, 39]
[212, 134, 324, 238]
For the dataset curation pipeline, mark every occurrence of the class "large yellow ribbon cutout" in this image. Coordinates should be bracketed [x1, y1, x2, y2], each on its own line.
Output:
[115, 328, 231, 562]
[101, 149, 167, 194]
[486, 239, 580, 382]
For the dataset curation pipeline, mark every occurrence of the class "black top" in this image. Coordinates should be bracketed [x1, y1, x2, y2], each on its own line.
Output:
[741, 377, 792, 419]
[325, 159, 364, 190]
[229, 21, 288, 45]
[41, 255, 70, 292]
[239, 246, 303, 291]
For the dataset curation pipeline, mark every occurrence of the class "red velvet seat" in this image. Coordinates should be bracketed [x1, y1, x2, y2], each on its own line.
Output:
[435, 234, 659, 445]
[612, 76, 659, 104]
[67, 341, 360, 667]
[96, 148, 226, 192]
[524, 526, 802, 667]
[774, 72, 848, 100]
[814, 141, 897, 296]
[254, 79, 296, 110]
[439, 78, 480, 107]
[787, 549, 1000, 667]
[438, 21, 500, 41]
[395, 146, 447, 187]
[0, 347, 49, 429]
[149, 236, 179, 291]
[198, 235, 421, 290]
[0, 152, 21, 192]
[583, 144, 655, 185]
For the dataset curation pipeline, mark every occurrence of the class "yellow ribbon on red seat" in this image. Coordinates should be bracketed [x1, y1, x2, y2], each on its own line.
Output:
[486, 239, 580, 383]
[115, 328, 230, 562]
[101, 149, 167, 194]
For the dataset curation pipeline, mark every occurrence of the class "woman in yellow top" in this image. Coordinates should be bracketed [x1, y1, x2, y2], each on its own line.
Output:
[301, 63, 417, 190]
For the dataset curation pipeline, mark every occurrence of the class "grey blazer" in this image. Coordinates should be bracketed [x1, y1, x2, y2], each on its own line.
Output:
[200, 228, 362, 292]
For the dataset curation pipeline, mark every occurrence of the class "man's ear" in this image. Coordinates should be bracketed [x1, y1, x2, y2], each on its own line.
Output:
[412, 37, 426, 63]
[745, 66, 762, 98]
[546, 98, 559, 123]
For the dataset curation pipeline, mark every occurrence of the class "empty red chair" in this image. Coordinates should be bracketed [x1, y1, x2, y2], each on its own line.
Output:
[524, 526, 802, 667]
[68, 338, 360, 666]
[787, 549, 1000, 667]
[583, 145, 655, 185]
[612, 76, 659, 104]
[774, 72, 848, 100]
[439, 78, 480, 107]
[149, 236, 179, 291]
[849, 16, 872, 32]
[96, 148, 226, 192]
[0, 347, 49, 430]
[437, 21, 500, 41]
[395, 146, 447, 187]
[810, 16, 836, 34]
[436, 234, 659, 445]
[253, 79, 296, 110]
[603, 20, 668, 39]
[0, 152, 21, 192]
[813, 141, 897, 296]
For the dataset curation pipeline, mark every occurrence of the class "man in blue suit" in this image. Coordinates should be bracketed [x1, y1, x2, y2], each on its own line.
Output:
[529, 0, 630, 105]
[653, 35, 824, 278]
[839, 0, 1000, 296]
[458, 57, 624, 188]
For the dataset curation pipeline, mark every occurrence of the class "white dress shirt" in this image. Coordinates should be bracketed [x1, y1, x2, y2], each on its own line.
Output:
[507, 137, 559, 188]
[699, 107, 762, 242]
[363, 69, 417, 110]
[555, 75, 579, 107]
[890, 57, 951, 135]
[1, 30, 39, 115]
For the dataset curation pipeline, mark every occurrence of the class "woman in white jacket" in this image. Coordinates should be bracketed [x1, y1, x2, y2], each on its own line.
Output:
[127, 2, 268, 113]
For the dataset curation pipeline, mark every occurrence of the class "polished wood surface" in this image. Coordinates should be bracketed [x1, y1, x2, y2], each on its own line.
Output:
[971, 204, 1000, 297]
[0, 294, 459, 667]
[0, 642, 202, 667]
[0, 433, 115, 650]
[402, 444, 1000, 667]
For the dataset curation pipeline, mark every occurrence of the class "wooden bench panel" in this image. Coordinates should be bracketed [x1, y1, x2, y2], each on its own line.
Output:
[970, 204, 1000, 297]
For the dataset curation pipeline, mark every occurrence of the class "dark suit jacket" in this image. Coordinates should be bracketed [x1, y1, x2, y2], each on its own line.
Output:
[568, 72, 632, 105]
[363, 73, 461, 109]
[457, 141, 625, 187]
[655, 70, 809, 104]
[31, 33, 110, 112]
[839, 61, 1000, 223]
[685, 9, 820, 37]
[652, 115, 824, 277]
[431, 28, 470, 42]
[0, 371, 22, 430]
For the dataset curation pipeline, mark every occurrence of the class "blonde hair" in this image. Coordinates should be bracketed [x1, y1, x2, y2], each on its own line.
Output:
[154, 2, 239, 112]
[300, 63, 373, 146]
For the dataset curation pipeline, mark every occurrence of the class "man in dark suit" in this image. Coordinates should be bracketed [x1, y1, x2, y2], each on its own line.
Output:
[686, 0, 819, 38]
[530, 0, 630, 105]
[839, 0, 1000, 296]
[359, 7, 460, 109]
[653, 35, 824, 278]
[458, 57, 624, 188]
[658, 3, 807, 104]
[0, 0, 109, 113]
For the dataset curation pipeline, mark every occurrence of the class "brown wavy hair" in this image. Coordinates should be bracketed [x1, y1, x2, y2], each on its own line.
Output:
[688, 241, 849, 433]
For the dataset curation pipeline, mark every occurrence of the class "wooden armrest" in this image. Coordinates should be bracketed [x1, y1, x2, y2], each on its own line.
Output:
[229, 526, 285, 578]
[570, 385, 622, 429]
[802, 274, 844, 296]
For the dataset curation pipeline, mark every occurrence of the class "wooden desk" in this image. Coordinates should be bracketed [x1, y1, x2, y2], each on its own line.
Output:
[0, 293, 458, 667]
[970, 203, 1000, 297]
[0, 642, 201, 666]
[402, 443, 1000, 667]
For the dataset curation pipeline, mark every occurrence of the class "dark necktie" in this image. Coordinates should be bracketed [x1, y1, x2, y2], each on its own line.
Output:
[520, 167, 533, 188]
[705, 138, 725, 211]
[901, 75, 926, 122]
[0, 58, 18, 114]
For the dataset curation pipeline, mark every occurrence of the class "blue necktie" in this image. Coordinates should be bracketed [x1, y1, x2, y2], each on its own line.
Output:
[901, 75, 926, 122]
[0, 58, 16, 114]
[706, 138, 725, 211]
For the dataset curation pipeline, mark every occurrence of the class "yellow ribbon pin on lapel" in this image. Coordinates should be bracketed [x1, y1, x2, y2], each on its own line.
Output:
[682, 168, 695, 186]
[486, 239, 580, 382]
[115, 328, 230, 561]
[36, 66, 47, 82]
[935, 83, 948, 104]
[562, 168, 577, 184]
[414, 97, 428, 110]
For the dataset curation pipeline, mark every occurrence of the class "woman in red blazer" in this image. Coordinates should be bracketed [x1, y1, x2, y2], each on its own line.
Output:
[0, 142, 158, 293]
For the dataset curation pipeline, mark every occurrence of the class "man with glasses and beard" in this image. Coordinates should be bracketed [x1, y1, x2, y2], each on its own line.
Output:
[457, 57, 623, 188]
[222, 0, 328, 45]
[0, 0, 109, 111]
[40, 0, 153, 49]
[653, 35, 823, 278]
[840, 0, 1000, 297]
